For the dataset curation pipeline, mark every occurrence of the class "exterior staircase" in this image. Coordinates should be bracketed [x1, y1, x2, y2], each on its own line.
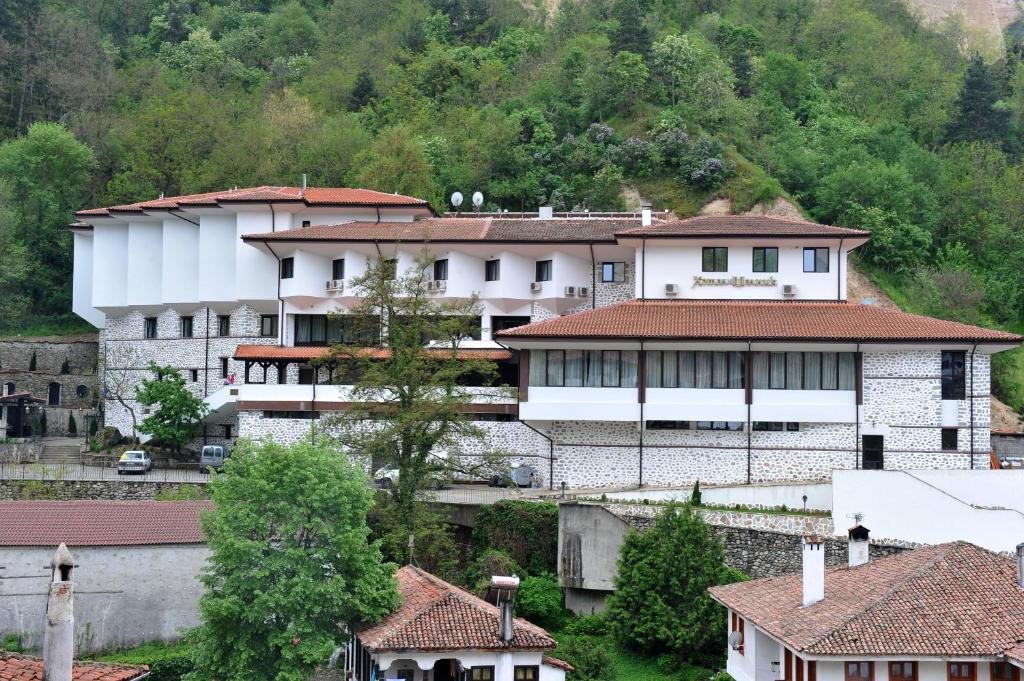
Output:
[37, 439, 82, 465]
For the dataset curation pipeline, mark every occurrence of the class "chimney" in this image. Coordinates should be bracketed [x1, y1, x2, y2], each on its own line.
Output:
[848, 524, 870, 568]
[802, 535, 825, 606]
[538, 206, 554, 220]
[1017, 543, 1024, 589]
[488, 575, 520, 642]
[301, 173, 308, 192]
[43, 544, 75, 681]
[641, 203, 652, 227]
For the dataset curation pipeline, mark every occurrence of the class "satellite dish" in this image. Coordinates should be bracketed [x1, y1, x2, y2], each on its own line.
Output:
[451, 192, 464, 207]
[728, 631, 744, 650]
[472, 191, 484, 208]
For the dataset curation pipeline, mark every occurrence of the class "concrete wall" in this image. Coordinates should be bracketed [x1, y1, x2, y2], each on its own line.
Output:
[0, 544, 208, 653]
[831, 469, 1024, 552]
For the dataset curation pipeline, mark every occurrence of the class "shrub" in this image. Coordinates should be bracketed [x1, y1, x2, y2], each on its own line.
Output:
[89, 418, 98, 437]
[466, 549, 522, 596]
[554, 636, 615, 681]
[93, 640, 194, 681]
[656, 653, 680, 675]
[564, 614, 609, 637]
[472, 500, 558, 575]
[514, 573, 564, 628]
[690, 480, 701, 506]
[68, 414, 77, 436]
[2, 633, 25, 652]
[39, 411, 47, 435]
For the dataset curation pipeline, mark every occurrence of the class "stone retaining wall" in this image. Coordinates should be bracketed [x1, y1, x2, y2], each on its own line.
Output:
[0, 442, 42, 463]
[0, 479, 207, 501]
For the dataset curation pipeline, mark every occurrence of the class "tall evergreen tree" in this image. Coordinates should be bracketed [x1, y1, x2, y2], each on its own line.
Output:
[945, 55, 1010, 145]
[348, 70, 378, 111]
[611, 0, 652, 59]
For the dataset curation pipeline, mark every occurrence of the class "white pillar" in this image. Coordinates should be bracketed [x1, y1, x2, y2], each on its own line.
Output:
[802, 535, 824, 606]
[43, 543, 75, 681]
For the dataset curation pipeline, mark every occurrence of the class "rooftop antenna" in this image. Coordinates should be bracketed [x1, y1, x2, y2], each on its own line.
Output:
[472, 191, 484, 214]
[451, 191, 464, 217]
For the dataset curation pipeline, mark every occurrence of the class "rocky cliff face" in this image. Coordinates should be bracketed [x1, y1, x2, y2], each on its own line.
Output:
[904, 0, 1021, 54]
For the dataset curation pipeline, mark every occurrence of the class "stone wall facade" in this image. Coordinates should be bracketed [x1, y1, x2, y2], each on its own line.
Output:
[0, 478, 207, 500]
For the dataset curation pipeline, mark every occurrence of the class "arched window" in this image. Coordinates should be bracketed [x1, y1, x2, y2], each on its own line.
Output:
[48, 382, 60, 406]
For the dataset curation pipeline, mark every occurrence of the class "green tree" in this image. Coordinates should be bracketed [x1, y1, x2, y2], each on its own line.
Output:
[264, 1, 320, 60]
[609, 51, 648, 114]
[348, 70, 378, 111]
[605, 504, 745, 662]
[945, 55, 1011, 145]
[610, 0, 652, 58]
[190, 438, 400, 681]
[350, 128, 441, 210]
[515, 574, 565, 629]
[135, 362, 210, 452]
[840, 206, 932, 274]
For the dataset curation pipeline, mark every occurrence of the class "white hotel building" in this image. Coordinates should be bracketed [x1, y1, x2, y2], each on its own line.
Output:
[69, 186, 1020, 489]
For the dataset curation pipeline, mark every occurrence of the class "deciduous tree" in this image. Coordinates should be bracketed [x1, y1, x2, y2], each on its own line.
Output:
[135, 362, 209, 452]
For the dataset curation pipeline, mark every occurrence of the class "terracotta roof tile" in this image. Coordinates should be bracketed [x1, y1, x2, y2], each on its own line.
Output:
[543, 657, 575, 672]
[494, 300, 1021, 343]
[709, 542, 1024, 657]
[357, 566, 556, 652]
[75, 186, 428, 217]
[0, 501, 211, 547]
[0, 654, 147, 681]
[232, 345, 511, 361]
[617, 215, 868, 238]
[242, 217, 649, 243]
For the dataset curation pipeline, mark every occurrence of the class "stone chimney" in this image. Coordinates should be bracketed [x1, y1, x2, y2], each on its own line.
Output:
[1016, 543, 1024, 589]
[802, 535, 825, 607]
[538, 206, 554, 220]
[43, 543, 75, 681]
[848, 524, 870, 568]
[488, 575, 520, 642]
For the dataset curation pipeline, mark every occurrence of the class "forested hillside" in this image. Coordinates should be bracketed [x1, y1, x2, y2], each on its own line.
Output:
[2, 0, 1024, 407]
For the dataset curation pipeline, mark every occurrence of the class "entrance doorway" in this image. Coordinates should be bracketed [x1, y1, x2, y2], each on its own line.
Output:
[862, 435, 884, 470]
[432, 660, 458, 681]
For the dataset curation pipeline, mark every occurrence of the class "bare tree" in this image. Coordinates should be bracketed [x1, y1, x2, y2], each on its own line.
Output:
[102, 343, 143, 441]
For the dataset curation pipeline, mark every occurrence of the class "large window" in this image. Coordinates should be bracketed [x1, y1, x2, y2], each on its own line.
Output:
[181, 316, 193, 338]
[941, 427, 958, 451]
[647, 421, 691, 430]
[696, 421, 744, 431]
[514, 667, 538, 681]
[602, 262, 626, 282]
[433, 258, 448, 281]
[645, 351, 744, 389]
[217, 315, 231, 337]
[280, 257, 294, 279]
[752, 352, 856, 390]
[702, 247, 728, 272]
[845, 663, 873, 681]
[948, 663, 975, 681]
[485, 259, 500, 281]
[294, 314, 382, 346]
[890, 663, 917, 681]
[803, 247, 829, 273]
[529, 349, 638, 388]
[472, 668, 495, 681]
[753, 247, 778, 273]
[144, 317, 157, 339]
[260, 315, 278, 337]
[332, 258, 345, 280]
[942, 350, 966, 400]
[535, 259, 553, 282]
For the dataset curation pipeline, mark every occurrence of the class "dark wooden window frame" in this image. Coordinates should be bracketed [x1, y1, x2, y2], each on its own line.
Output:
[485, 259, 500, 281]
[702, 247, 728, 272]
[280, 257, 294, 279]
[845, 661, 873, 681]
[752, 247, 779, 273]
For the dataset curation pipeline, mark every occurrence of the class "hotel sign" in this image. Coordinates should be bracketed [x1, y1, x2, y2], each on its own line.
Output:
[692, 275, 777, 287]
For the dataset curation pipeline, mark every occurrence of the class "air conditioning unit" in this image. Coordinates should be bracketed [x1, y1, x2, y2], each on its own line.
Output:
[326, 279, 344, 292]
[564, 286, 576, 297]
[433, 279, 447, 291]
[578, 286, 590, 297]
[665, 283, 679, 295]
[425, 280, 436, 291]
[530, 282, 543, 293]
[782, 284, 797, 298]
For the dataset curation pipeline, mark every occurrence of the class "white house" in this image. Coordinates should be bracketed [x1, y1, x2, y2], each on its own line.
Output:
[349, 566, 570, 681]
[709, 531, 1024, 681]
[68, 186, 1022, 489]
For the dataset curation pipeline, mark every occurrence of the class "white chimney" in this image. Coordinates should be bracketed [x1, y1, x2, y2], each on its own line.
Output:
[43, 543, 75, 681]
[538, 206, 554, 220]
[641, 205, 652, 226]
[848, 524, 870, 568]
[802, 535, 825, 606]
[1016, 542, 1024, 589]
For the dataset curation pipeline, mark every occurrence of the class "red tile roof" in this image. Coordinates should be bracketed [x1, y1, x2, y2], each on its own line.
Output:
[0, 654, 147, 681]
[543, 657, 575, 672]
[232, 345, 512, 361]
[0, 501, 211, 547]
[1007, 643, 1024, 666]
[709, 542, 1024, 657]
[75, 186, 429, 218]
[494, 300, 1021, 344]
[616, 215, 868, 238]
[357, 566, 557, 652]
[242, 217, 647, 243]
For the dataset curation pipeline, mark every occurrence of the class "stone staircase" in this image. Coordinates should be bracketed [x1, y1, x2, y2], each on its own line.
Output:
[37, 440, 82, 465]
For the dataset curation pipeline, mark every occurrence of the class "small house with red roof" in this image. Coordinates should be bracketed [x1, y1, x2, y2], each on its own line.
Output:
[0, 500, 211, 654]
[709, 531, 1024, 681]
[345, 566, 569, 681]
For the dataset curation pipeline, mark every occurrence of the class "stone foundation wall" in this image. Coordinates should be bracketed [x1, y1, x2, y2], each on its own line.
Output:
[0, 479, 207, 501]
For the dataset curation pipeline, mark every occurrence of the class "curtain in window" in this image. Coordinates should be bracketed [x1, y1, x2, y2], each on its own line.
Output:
[679, 351, 695, 387]
[646, 351, 662, 388]
[765, 248, 778, 272]
[804, 352, 822, 389]
[602, 351, 621, 386]
[585, 351, 602, 387]
[786, 352, 803, 389]
[296, 316, 311, 343]
[695, 351, 713, 388]
[565, 350, 584, 387]
[838, 352, 856, 390]
[752, 352, 769, 389]
[546, 351, 564, 386]
[769, 353, 786, 389]
[529, 351, 546, 386]
[712, 352, 728, 388]
[326, 318, 342, 343]
[311, 316, 326, 343]
[663, 351, 679, 387]
[822, 352, 838, 389]
[621, 351, 638, 388]
[729, 352, 744, 388]
[816, 248, 829, 272]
